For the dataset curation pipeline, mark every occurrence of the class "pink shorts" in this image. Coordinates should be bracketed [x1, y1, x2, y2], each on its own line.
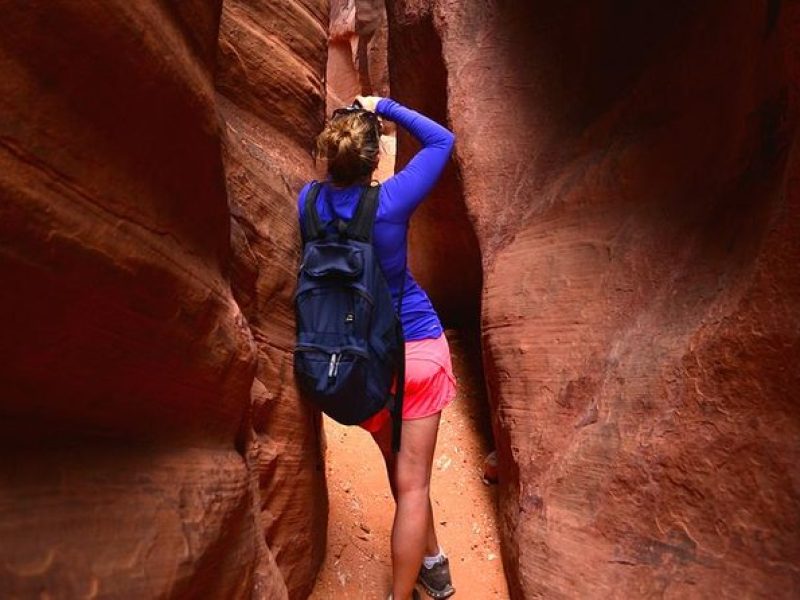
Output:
[359, 332, 457, 433]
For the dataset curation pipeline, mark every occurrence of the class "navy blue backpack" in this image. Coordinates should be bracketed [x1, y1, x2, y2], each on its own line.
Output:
[294, 182, 406, 451]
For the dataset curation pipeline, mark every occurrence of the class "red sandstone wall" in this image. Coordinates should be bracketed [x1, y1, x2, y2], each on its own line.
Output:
[0, 1, 268, 596]
[386, 1, 800, 597]
[216, 1, 329, 598]
[4, 1, 798, 597]
[0, 2, 330, 597]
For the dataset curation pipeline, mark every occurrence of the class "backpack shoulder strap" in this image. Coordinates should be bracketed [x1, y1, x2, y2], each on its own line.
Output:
[346, 183, 381, 242]
[302, 182, 324, 242]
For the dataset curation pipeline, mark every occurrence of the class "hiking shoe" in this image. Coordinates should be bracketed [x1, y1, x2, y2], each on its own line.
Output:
[417, 557, 455, 599]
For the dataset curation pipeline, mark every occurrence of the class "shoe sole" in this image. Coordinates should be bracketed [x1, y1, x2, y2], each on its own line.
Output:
[417, 580, 456, 599]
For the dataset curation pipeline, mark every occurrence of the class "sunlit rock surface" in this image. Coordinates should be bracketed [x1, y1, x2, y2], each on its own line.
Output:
[386, 1, 800, 597]
[328, 0, 389, 109]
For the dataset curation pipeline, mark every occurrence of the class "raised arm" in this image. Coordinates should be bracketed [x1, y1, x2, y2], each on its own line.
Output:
[374, 98, 455, 222]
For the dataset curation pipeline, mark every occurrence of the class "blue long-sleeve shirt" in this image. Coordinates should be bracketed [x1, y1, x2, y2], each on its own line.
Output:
[298, 98, 455, 341]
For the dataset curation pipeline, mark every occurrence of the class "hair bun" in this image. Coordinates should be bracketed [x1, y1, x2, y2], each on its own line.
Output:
[316, 112, 380, 186]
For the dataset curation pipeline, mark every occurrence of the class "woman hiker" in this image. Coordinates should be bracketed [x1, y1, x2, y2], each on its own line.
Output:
[297, 95, 457, 600]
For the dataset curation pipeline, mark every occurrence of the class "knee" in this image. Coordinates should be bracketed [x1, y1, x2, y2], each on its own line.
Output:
[395, 468, 430, 499]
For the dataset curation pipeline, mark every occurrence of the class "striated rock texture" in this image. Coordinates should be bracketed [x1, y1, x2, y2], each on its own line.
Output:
[0, 1, 331, 598]
[387, 1, 800, 598]
[216, 1, 329, 598]
[0, 1, 267, 597]
[328, 0, 389, 110]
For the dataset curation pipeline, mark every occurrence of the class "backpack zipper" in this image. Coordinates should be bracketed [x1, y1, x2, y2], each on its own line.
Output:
[334, 353, 342, 377]
[327, 353, 344, 379]
[296, 344, 368, 358]
[328, 352, 338, 378]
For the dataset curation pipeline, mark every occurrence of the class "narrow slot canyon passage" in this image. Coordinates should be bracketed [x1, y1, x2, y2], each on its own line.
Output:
[311, 3, 506, 596]
[3, 2, 797, 599]
[309, 115, 507, 600]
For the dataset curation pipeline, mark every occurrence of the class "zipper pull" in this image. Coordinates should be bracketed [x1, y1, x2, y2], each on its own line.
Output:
[328, 353, 337, 378]
[333, 353, 342, 377]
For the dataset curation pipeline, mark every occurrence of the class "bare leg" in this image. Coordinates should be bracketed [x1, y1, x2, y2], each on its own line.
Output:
[390, 413, 441, 600]
[426, 498, 439, 556]
[372, 422, 441, 560]
[372, 424, 398, 501]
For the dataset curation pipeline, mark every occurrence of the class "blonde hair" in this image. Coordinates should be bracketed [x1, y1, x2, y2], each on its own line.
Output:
[316, 111, 381, 186]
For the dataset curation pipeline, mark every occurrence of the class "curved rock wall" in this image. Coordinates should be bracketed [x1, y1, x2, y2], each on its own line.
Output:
[0, 1, 264, 597]
[0, 1, 329, 598]
[4, 1, 798, 597]
[386, 1, 800, 597]
[216, 1, 329, 598]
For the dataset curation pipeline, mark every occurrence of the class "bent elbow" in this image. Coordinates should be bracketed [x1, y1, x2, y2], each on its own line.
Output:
[448, 131, 456, 153]
[442, 130, 455, 155]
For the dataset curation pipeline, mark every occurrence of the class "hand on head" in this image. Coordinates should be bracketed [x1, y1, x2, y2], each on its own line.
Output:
[355, 95, 382, 112]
